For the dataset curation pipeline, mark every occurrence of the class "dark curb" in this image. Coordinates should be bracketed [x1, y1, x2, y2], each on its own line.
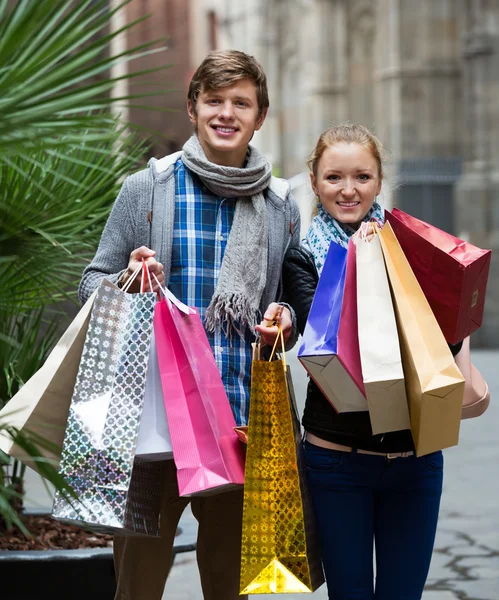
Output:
[0, 513, 197, 600]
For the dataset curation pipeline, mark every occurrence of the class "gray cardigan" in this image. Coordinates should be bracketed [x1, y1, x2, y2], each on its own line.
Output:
[79, 153, 301, 346]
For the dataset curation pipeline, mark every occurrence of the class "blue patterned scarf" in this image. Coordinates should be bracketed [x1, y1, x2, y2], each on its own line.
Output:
[303, 202, 385, 275]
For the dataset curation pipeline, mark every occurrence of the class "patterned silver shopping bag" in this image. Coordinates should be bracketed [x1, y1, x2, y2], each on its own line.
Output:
[52, 282, 163, 536]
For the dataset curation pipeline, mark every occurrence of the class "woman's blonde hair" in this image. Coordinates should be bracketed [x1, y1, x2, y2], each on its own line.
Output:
[308, 123, 386, 179]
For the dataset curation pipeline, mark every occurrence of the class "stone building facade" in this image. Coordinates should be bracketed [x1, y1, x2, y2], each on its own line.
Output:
[214, 0, 499, 347]
[124, 0, 193, 157]
[114, 0, 498, 346]
[117, 0, 225, 155]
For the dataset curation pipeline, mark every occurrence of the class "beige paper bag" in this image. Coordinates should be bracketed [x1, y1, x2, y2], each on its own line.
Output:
[0, 289, 98, 472]
[378, 223, 465, 456]
[356, 235, 411, 434]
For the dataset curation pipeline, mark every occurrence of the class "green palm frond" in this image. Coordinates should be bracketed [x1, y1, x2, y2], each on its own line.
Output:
[0, 308, 77, 533]
[0, 424, 77, 533]
[0, 120, 148, 311]
[0, 307, 61, 407]
[0, 0, 173, 528]
[0, 0, 170, 156]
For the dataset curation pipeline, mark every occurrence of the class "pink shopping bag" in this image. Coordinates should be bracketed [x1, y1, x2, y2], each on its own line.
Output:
[154, 293, 245, 497]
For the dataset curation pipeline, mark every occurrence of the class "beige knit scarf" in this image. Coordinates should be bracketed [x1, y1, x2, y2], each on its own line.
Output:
[181, 135, 272, 334]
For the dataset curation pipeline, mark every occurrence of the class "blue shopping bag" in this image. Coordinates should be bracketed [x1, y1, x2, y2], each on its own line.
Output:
[298, 241, 367, 413]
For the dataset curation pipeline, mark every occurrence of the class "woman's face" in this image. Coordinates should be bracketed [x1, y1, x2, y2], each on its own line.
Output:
[311, 142, 382, 227]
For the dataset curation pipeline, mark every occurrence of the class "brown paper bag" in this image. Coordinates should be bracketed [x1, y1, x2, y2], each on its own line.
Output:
[378, 222, 465, 456]
[0, 290, 98, 472]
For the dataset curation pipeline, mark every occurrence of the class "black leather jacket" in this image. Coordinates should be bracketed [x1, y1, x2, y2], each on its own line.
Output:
[282, 245, 462, 453]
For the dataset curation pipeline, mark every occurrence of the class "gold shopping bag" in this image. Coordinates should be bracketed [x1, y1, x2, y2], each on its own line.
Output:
[240, 331, 324, 595]
[377, 222, 465, 456]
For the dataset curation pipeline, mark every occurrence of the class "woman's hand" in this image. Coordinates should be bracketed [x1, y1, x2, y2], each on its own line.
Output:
[121, 246, 164, 293]
[352, 222, 376, 243]
[255, 303, 292, 346]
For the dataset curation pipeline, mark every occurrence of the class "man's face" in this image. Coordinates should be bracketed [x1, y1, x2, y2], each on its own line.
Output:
[187, 78, 267, 168]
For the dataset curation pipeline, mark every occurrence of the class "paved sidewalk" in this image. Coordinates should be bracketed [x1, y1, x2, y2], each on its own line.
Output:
[24, 351, 499, 599]
[162, 350, 499, 600]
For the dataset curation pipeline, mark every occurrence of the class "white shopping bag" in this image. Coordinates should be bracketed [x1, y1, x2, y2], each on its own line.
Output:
[356, 234, 411, 434]
[0, 289, 98, 472]
[136, 330, 173, 461]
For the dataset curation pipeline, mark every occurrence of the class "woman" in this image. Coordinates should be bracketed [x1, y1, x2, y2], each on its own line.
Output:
[280, 124, 463, 600]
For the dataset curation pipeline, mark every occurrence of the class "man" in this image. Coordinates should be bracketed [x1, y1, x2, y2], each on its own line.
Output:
[79, 50, 300, 599]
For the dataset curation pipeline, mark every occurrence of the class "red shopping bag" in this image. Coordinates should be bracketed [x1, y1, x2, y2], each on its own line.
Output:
[385, 208, 491, 344]
[153, 291, 245, 497]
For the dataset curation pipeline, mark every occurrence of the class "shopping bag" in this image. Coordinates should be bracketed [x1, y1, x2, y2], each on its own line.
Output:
[356, 234, 411, 434]
[240, 330, 324, 595]
[135, 330, 173, 461]
[378, 222, 465, 456]
[0, 289, 98, 473]
[385, 208, 491, 344]
[154, 289, 245, 497]
[52, 275, 163, 536]
[298, 240, 367, 413]
[454, 337, 490, 420]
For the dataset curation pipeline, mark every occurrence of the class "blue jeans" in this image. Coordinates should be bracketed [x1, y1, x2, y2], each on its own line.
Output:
[303, 440, 443, 600]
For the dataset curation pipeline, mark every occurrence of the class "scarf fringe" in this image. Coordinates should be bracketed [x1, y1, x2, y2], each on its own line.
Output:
[204, 293, 260, 338]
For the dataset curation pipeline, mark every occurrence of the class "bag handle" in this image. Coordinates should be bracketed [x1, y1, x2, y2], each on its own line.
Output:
[121, 263, 144, 293]
[121, 260, 194, 315]
[268, 326, 286, 369]
[359, 221, 371, 241]
[121, 258, 155, 294]
[121, 259, 158, 296]
[149, 268, 195, 315]
[354, 220, 382, 244]
[141, 259, 153, 294]
[371, 220, 381, 237]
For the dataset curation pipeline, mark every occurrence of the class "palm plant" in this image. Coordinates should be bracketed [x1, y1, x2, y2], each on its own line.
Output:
[0, 0, 170, 530]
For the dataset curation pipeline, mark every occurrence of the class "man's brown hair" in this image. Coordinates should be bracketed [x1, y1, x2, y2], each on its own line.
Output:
[187, 50, 269, 117]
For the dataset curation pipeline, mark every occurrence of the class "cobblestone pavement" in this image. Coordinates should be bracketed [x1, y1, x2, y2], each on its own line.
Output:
[24, 350, 499, 599]
[162, 350, 499, 600]
[422, 351, 499, 600]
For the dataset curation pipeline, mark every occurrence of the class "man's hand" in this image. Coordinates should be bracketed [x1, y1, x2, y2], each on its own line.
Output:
[255, 303, 292, 347]
[121, 246, 165, 293]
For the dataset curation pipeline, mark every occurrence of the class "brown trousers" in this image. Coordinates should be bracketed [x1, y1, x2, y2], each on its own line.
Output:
[113, 461, 247, 600]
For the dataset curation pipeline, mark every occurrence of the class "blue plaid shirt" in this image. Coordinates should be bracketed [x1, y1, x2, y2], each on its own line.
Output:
[168, 158, 254, 426]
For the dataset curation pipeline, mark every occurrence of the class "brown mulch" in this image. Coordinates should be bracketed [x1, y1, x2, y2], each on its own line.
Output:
[0, 514, 113, 551]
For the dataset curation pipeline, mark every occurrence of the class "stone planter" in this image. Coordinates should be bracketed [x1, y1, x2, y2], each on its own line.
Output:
[0, 514, 197, 600]
[0, 546, 116, 599]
